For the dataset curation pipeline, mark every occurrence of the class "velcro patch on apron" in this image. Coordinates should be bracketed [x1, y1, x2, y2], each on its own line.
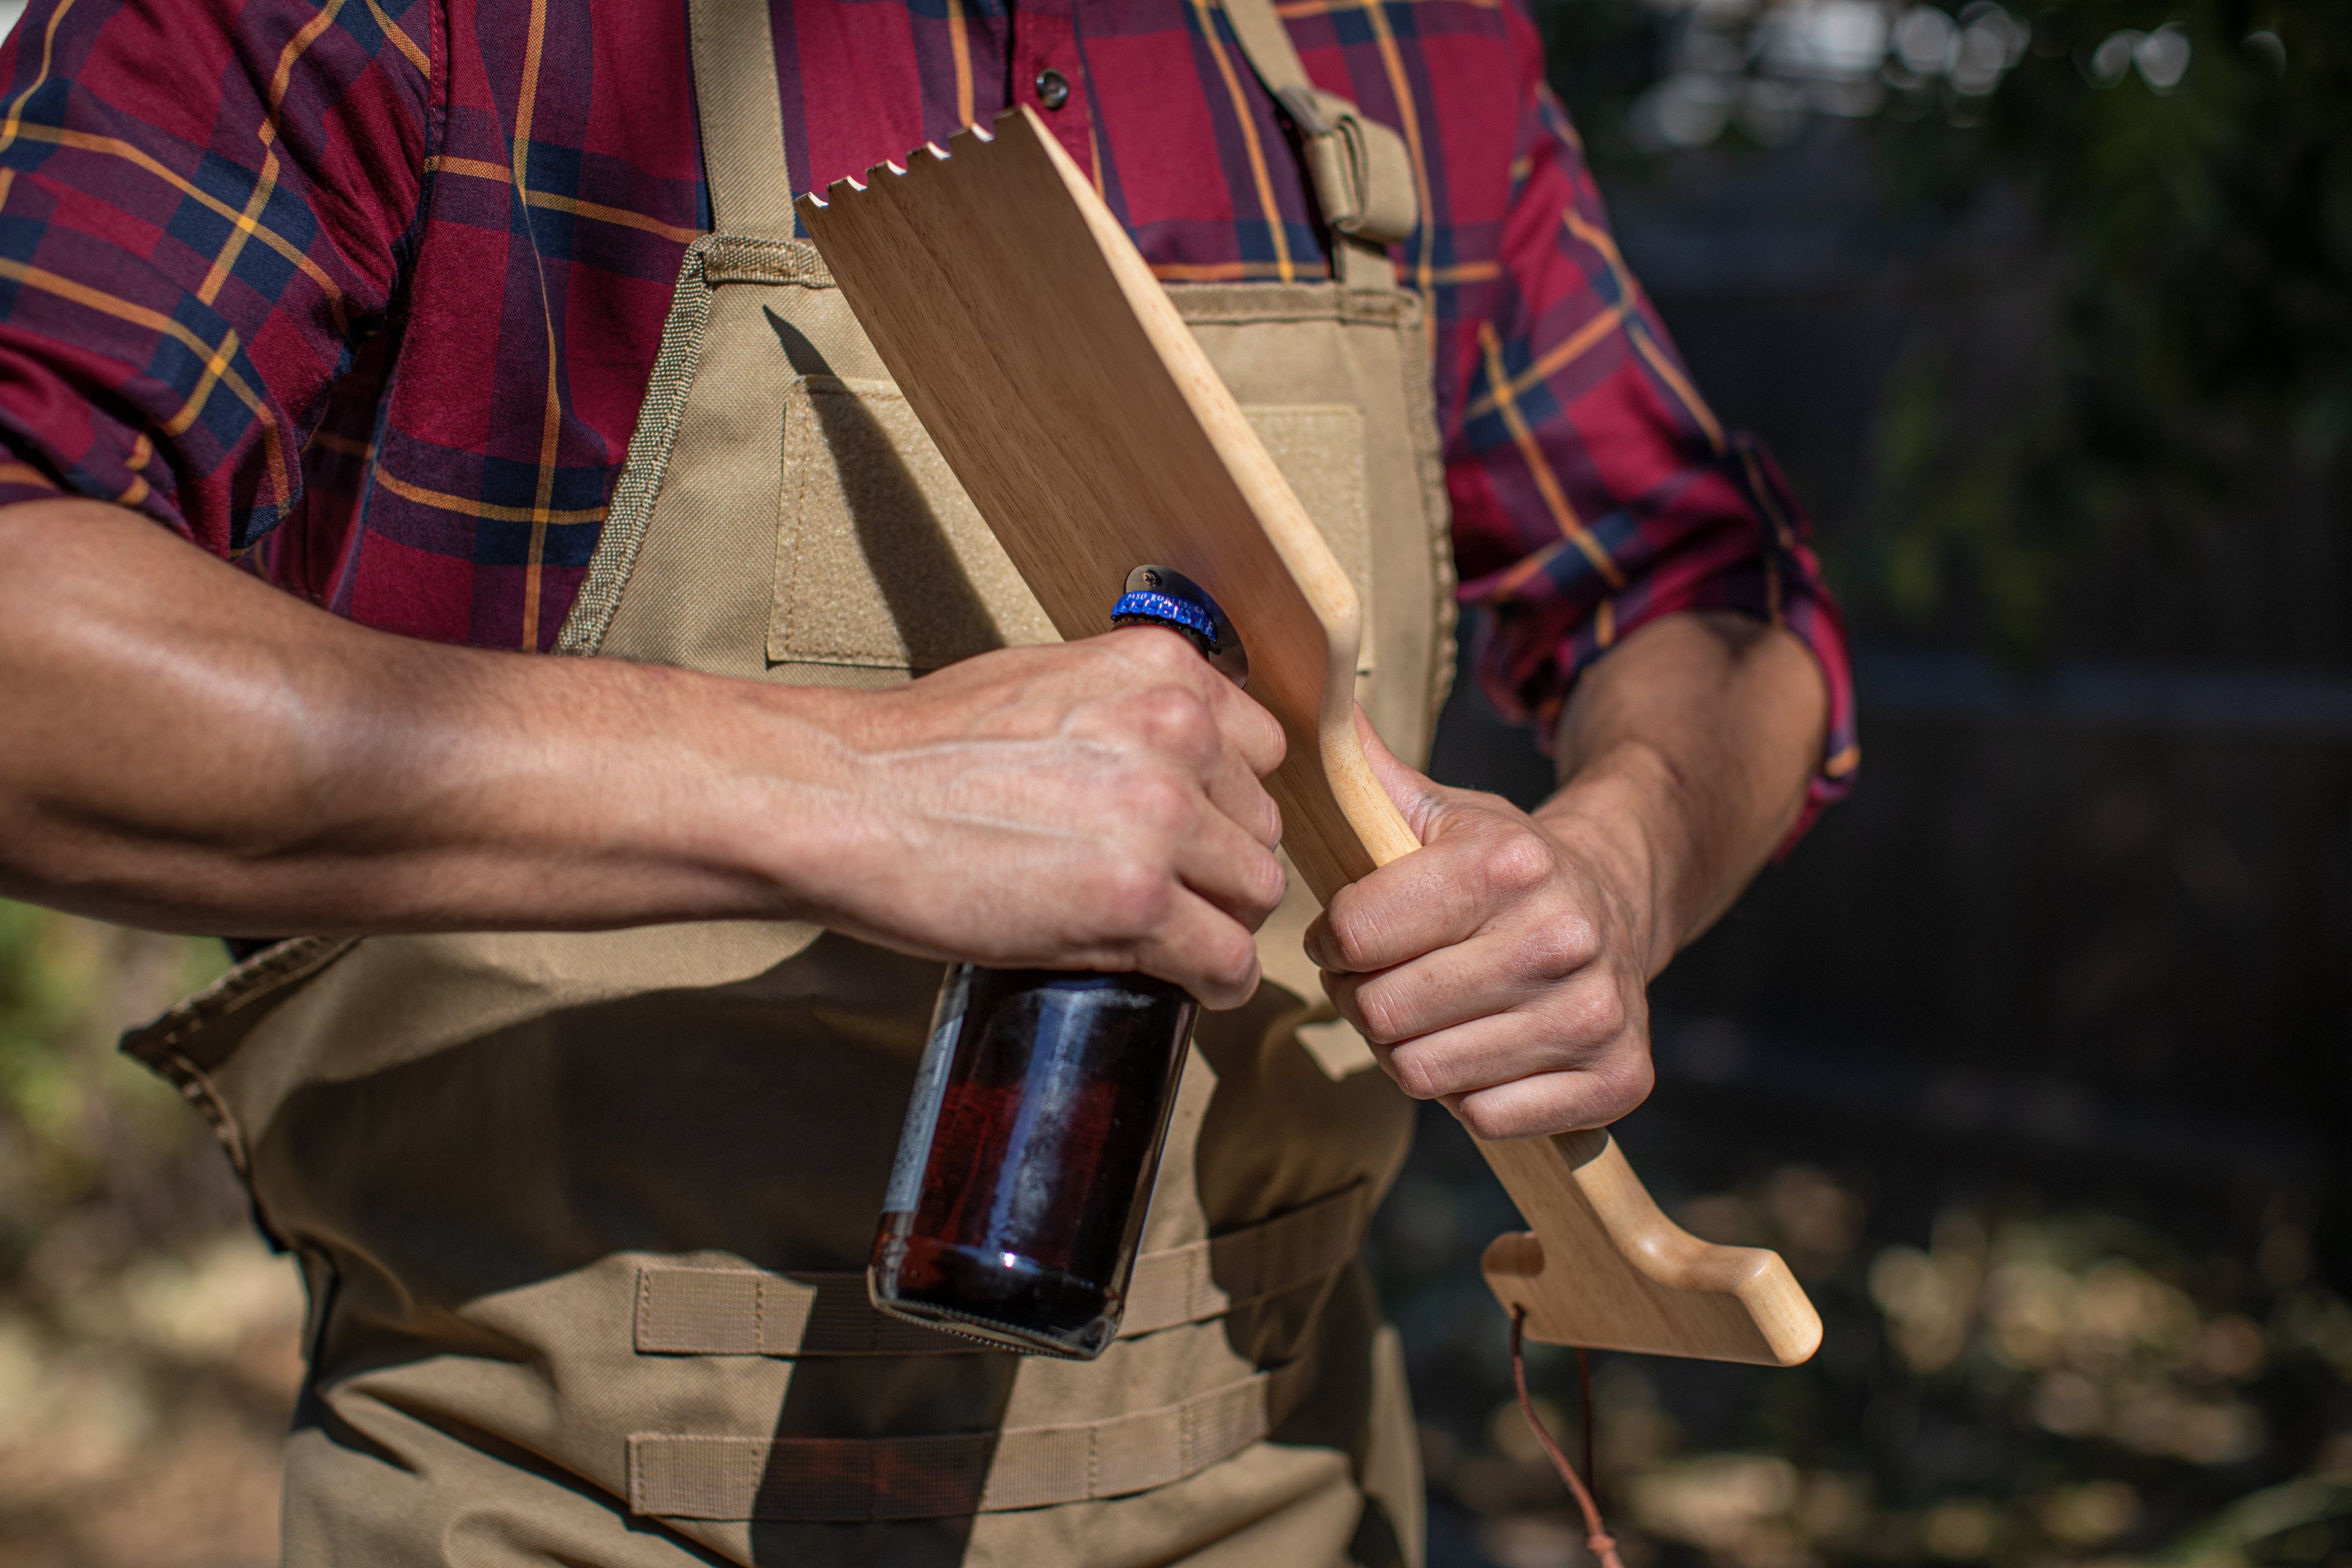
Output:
[625, 1355, 1318, 1520]
[761, 377, 1371, 679]
[634, 1180, 1365, 1357]
[768, 374, 1057, 672]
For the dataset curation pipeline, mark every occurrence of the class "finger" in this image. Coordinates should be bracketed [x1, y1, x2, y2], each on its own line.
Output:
[1446, 1049, 1656, 1139]
[1207, 679, 1288, 782]
[1102, 625, 1286, 781]
[1170, 800, 1288, 930]
[1354, 707, 1443, 841]
[1305, 819, 1522, 973]
[1364, 969, 1635, 1100]
[1126, 887, 1264, 1009]
[1095, 632, 1284, 849]
[1305, 870, 1478, 977]
[1323, 912, 1604, 1044]
[1200, 722, 1284, 851]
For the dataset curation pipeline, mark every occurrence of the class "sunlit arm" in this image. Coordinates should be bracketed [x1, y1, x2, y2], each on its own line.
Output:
[0, 498, 1288, 1005]
[1541, 610, 1829, 975]
[1311, 610, 1829, 1137]
[0, 498, 858, 937]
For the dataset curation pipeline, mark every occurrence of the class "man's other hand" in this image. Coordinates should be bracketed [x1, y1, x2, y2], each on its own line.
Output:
[1305, 612, 1828, 1140]
[1305, 717, 1656, 1138]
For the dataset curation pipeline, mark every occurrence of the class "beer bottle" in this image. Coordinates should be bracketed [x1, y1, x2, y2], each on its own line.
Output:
[868, 568, 1249, 1358]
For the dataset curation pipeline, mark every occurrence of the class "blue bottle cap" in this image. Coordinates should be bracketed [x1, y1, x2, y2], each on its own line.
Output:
[1108, 566, 1249, 688]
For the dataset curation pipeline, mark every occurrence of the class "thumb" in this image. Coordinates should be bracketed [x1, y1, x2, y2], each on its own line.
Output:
[1352, 706, 1445, 843]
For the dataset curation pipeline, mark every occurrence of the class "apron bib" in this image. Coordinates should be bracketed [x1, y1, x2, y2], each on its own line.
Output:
[123, 1, 1454, 1561]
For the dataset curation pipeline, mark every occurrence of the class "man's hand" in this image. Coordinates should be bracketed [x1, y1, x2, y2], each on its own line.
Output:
[802, 628, 1287, 1007]
[1309, 612, 1827, 1139]
[1308, 721, 1659, 1137]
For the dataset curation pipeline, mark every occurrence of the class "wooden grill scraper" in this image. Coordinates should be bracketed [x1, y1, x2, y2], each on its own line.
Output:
[799, 108, 1821, 1367]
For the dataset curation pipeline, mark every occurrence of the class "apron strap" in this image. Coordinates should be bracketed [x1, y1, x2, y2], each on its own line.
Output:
[1215, 0, 1419, 288]
[687, 0, 799, 237]
[626, 1356, 1320, 1520]
[634, 1180, 1367, 1357]
[685, 0, 1411, 261]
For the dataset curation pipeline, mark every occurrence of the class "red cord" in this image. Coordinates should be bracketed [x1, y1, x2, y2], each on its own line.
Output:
[1511, 1308, 1625, 1568]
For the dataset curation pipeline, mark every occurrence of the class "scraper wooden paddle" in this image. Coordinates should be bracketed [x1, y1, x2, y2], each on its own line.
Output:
[798, 107, 1820, 1367]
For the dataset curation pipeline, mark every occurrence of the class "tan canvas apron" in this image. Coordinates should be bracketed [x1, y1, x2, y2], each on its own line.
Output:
[123, 1, 1456, 1561]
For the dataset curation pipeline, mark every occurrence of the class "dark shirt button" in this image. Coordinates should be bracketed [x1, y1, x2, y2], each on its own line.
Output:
[1034, 68, 1071, 110]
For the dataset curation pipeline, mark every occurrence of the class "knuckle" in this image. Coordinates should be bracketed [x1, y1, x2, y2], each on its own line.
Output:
[1128, 625, 1196, 670]
[1247, 851, 1288, 923]
[1323, 901, 1380, 972]
[1252, 708, 1289, 769]
[1482, 832, 1556, 900]
[1172, 690, 1220, 746]
[1567, 981, 1629, 1043]
[1088, 855, 1172, 935]
[1134, 685, 1217, 761]
[1388, 1043, 1444, 1100]
[1353, 982, 1408, 1046]
[1518, 919, 1597, 981]
[1205, 936, 1259, 998]
[1588, 1050, 1656, 1120]
[1119, 773, 1196, 837]
[1460, 1097, 1522, 1141]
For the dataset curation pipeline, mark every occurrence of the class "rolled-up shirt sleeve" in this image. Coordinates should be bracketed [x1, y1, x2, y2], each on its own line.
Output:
[0, 0, 431, 555]
[1448, 69, 1857, 834]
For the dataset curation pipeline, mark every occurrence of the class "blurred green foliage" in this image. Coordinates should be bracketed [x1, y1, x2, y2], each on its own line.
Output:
[0, 902, 227, 1271]
[0, 906, 295, 1568]
[1867, 0, 2351, 656]
[1535, 0, 2351, 659]
[1379, 1127, 2352, 1568]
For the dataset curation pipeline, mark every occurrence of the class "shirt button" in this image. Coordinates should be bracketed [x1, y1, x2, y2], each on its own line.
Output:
[1034, 68, 1071, 110]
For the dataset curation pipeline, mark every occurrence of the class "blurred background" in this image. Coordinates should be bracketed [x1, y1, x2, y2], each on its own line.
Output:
[1, 0, 2347, 1564]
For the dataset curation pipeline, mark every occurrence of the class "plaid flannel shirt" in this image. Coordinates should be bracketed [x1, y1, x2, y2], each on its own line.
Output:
[0, 0, 1856, 815]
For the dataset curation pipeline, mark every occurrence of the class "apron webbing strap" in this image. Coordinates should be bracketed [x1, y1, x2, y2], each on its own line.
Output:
[1215, 0, 1418, 287]
[634, 1181, 1367, 1356]
[626, 1356, 1318, 1520]
[687, 0, 798, 237]
[1217, 0, 1318, 108]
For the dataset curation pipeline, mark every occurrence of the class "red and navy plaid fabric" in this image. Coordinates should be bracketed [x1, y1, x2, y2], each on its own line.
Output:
[0, 0, 1855, 808]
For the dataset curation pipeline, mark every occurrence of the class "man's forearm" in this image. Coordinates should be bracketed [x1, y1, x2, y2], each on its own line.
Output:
[1537, 610, 1828, 977]
[0, 498, 1288, 1003]
[0, 497, 865, 935]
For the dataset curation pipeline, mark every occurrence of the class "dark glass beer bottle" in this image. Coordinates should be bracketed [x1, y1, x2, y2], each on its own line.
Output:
[868, 568, 1249, 1359]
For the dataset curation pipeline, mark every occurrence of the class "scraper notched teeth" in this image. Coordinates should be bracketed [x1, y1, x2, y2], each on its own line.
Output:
[801, 171, 864, 212]
[804, 117, 1007, 213]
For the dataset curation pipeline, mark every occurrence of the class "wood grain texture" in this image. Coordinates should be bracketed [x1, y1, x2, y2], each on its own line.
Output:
[1480, 1131, 1821, 1365]
[798, 111, 1410, 902]
[798, 107, 1820, 1367]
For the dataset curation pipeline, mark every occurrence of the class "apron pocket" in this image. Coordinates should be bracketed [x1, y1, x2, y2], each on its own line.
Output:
[624, 1355, 1322, 1520]
[766, 381, 1374, 678]
[630, 1179, 1368, 1358]
[768, 374, 1058, 672]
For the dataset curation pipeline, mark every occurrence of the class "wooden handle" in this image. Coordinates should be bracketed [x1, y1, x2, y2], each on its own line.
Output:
[1480, 1131, 1821, 1365]
[1345, 787, 1819, 1365]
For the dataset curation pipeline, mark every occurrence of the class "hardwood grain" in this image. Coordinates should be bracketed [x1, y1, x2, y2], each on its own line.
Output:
[1482, 1132, 1822, 1365]
[798, 107, 1818, 1367]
